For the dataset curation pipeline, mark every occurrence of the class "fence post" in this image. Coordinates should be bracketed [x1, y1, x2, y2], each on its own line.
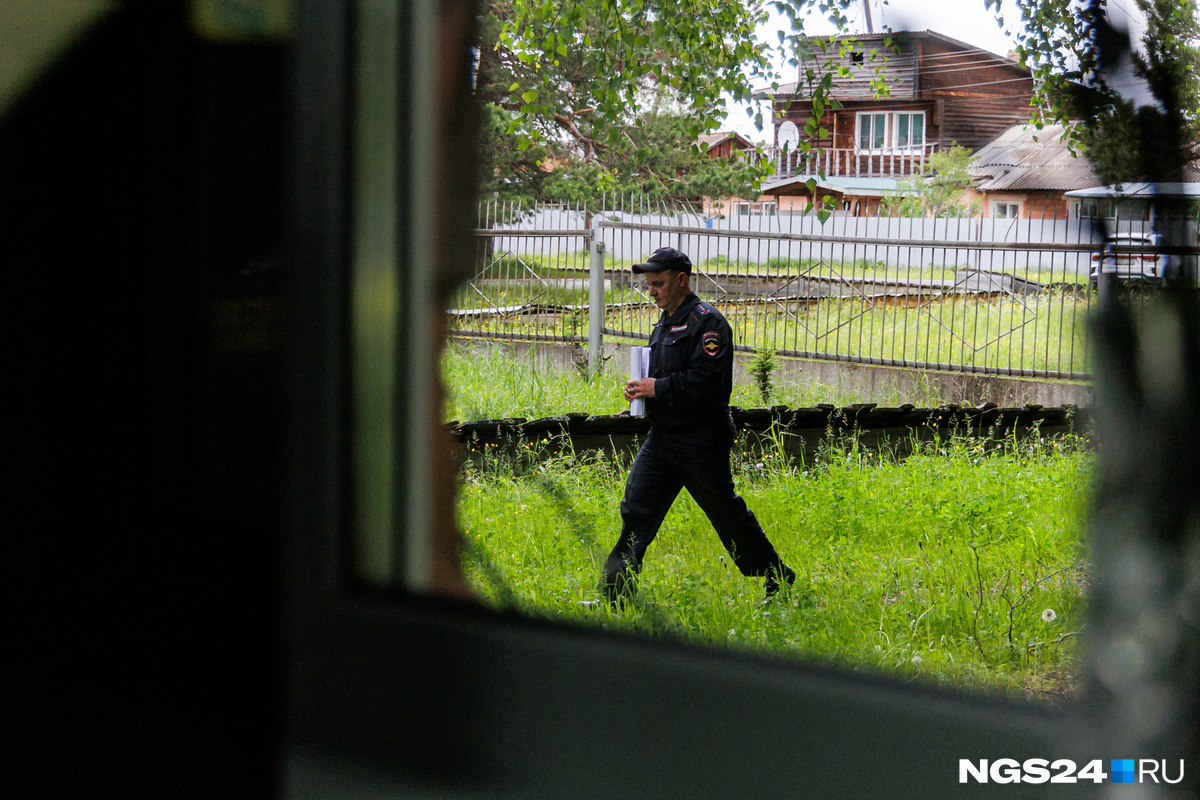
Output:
[588, 237, 606, 379]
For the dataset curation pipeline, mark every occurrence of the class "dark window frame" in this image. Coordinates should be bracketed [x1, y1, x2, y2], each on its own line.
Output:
[286, 3, 1089, 797]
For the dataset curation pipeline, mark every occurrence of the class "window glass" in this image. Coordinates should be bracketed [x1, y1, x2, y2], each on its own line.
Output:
[858, 112, 903, 151]
[892, 113, 924, 149]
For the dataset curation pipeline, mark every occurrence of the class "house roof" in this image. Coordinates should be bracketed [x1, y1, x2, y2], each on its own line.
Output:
[766, 30, 1024, 98]
[969, 123, 1100, 191]
[696, 131, 754, 152]
[762, 174, 903, 197]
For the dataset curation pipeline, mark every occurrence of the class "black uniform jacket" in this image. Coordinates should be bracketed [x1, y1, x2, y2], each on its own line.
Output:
[645, 292, 734, 431]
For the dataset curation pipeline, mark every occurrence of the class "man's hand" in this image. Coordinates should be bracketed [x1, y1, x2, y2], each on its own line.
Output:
[624, 377, 656, 402]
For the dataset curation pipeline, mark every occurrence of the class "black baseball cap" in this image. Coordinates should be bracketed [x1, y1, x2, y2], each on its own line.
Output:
[632, 246, 692, 275]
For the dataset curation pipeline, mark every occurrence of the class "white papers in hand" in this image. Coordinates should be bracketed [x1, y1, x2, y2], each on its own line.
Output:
[629, 346, 651, 417]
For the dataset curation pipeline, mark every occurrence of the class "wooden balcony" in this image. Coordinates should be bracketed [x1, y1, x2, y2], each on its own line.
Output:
[765, 143, 939, 180]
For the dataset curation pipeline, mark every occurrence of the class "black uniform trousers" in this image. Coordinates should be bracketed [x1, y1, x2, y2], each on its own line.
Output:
[601, 421, 785, 599]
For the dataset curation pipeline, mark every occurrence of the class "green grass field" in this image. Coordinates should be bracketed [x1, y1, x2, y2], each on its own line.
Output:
[444, 346, 1094, 701]
[457, 433, 1091, 700]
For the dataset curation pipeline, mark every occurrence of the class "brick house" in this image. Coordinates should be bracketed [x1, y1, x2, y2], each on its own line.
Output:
[968, 123, 1101, 219]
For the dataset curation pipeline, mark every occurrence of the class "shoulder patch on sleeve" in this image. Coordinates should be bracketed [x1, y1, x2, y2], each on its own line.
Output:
[702, 330, 721, 357]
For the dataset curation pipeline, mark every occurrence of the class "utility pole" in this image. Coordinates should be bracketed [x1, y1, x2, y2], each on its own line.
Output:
[863, 0, 874, 33]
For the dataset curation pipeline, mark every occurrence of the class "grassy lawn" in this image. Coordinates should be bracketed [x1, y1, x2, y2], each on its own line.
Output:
[457, 433, 1090, 700]
[443, 345, 1093, 701]
[727, 291, 1093, 376]
[695, 256, 1090, 285]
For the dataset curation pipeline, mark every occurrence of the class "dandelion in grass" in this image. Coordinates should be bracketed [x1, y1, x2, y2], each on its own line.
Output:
[1042, 608, 1057, 623]
[911, 655, 922, 666]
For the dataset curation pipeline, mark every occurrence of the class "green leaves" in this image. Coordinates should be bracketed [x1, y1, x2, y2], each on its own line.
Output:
[481, 0, 774, 175]
[478, 0, 786, 204]
[997, 0, 1200, 181]
[880, 144, 979, 219]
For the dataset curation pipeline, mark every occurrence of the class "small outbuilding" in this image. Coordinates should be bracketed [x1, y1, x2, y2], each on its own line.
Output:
[1064, 181, 1200, 221]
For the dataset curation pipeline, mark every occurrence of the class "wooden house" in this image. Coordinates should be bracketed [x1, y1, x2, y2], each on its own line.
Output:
[762, 30, 1035, 215]
[695, 132, 768, 217]
[698, 130, 755, 160]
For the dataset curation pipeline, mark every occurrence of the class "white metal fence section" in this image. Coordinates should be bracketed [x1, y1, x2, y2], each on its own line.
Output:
[454, 197, 1199, 381]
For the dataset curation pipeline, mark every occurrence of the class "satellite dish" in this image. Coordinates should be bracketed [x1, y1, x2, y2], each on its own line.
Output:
[777, 120, 800, 151]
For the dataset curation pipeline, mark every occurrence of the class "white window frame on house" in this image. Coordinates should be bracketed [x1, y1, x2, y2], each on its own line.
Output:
[893, 111, 924, 150]
[856, 110, 925, 153]
[991, 198, 1023, 219]
[734, 201, 777, 216]
[1073, 198, 1117, 218]
[857, 112, 887, 152]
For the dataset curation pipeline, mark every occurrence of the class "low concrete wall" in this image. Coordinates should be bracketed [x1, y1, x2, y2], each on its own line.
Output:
[754, 353, 1094, 407]
[447, 336, 1094, 407]
[451, 404, 1090, 473]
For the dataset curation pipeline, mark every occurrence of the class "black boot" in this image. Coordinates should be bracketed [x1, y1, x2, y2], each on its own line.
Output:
[762, 563, 796, 604]
[596, 554, 639, 609]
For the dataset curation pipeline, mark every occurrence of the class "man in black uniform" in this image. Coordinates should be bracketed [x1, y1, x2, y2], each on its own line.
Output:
[599, 246, 795, 606]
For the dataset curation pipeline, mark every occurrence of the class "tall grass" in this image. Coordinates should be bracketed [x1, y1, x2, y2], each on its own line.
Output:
[441, 341, 890, 421]
[444, 345, 1093, 698]
[457, 430, 1091, 700]
[442, 343, 626, 421]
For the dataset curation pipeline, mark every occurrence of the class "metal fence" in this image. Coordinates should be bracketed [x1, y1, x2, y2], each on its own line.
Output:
[451, 196, 1200, 381]
[452, 199, 595, 344]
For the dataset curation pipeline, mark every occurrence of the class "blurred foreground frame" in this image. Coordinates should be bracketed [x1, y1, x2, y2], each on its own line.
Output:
[1080, 3, 1200, 794]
